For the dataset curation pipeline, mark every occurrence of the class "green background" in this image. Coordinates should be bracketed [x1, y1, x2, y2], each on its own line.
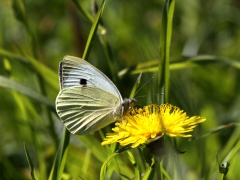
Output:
[0, 0, 240, 179]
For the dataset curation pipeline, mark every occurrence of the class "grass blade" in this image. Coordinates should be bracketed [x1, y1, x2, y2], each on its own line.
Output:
[127, 150, 141, 180]
[129, 73, 142, 98]
[0, 49, 59, 90]
[25, 55, 59, 90]
[78, 135, 108, 162]
[118, 55, 240, 77]
[82, 0, 106, 60]
[190, 123, 239, 140]
[0, 75, 54, 109]
[72, 0, 94, 22]
[158, 0, 175, 104]
[223, 140, 240, 162]
[72, 0, 106, 34]
[100, 146, 131, 180]
[23, 143, 39, 180]
[142, 166, 155, 180]
[48, 128, 70, 180]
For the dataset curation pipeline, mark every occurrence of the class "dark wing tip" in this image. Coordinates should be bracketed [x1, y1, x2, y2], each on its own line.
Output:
[59, 61, 63, 90]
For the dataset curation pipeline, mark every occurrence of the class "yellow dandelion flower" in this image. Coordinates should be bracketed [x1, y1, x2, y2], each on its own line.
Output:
[101, 104, 206, 148]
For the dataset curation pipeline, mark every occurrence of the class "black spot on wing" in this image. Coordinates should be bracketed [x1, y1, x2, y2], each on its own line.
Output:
[79, 79, 87, 86]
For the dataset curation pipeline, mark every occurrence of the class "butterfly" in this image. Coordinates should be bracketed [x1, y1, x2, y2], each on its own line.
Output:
[55, 56, 136, 135]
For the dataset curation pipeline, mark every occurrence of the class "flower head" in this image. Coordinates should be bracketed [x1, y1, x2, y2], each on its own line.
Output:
[101, 104, 206, 148]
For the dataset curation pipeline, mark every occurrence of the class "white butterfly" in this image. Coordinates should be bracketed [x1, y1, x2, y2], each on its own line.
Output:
[55, 56, 136, 135]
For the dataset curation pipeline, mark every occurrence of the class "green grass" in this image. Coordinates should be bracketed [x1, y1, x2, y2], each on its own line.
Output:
[0, 0, 240, 179]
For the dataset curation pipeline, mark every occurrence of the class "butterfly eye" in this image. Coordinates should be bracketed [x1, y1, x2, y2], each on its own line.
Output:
[80, 79, 87, 85]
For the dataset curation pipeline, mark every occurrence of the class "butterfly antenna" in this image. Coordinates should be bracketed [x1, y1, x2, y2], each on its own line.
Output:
[133, 77, 154, 97]
[135, 93, 164, 99]
[134, 95, 147, 99]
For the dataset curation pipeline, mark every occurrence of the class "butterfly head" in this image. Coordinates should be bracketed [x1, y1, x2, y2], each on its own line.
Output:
[113, 98, 137, 120]
[123, 98, 137, 111]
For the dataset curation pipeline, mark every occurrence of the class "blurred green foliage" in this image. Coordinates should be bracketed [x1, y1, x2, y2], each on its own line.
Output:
[0, 0, 240, 179]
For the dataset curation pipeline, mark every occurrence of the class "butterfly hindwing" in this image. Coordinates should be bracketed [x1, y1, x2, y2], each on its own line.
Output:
[56, 86, 121, 135]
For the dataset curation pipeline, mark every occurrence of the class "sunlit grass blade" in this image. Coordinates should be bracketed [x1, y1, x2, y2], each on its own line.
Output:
[0, 49, 59, 90]
[118, 61, 158, 78]
[118, 55, 240, 77]
[12, 0, 38, 57]
[93, 0, 117, 84]
[100, 146, 131, 180]
[126, 150, 141, 180]
[25, 55, 59, 90]
[207, 125, 240, 179]
[78, 135, 131, 176]
[23, 143, 39, 180]
[81, 150, 91, 179]
[215, 141, 238, 179]
[0, 76, 55, 109]
[0, 48, 29, 64]
[82, 0, 106, 60]
[71, 0, 94, 22]
[158, 0, 175, 104]
[223, 140, 240, 162]
[100, 152, 119, 180]
[190, 122, 239, 140]
[78, 135, 108, 162]
[129, 73, 142, 98]
[142, 167, 155, 180]
[161, 164, 172, 180]
[97, 31, 117, 84]
[72, 0, 106, 34]
[48, 128, 70, 180]
[172, 55, 240, 69]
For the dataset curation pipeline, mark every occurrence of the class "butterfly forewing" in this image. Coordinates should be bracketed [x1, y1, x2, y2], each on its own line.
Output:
[59, 56, 122, 101]
[56, 86, 121, 135]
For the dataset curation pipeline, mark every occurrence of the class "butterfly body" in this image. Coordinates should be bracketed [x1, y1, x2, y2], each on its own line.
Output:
[56, 56, 136, 135]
